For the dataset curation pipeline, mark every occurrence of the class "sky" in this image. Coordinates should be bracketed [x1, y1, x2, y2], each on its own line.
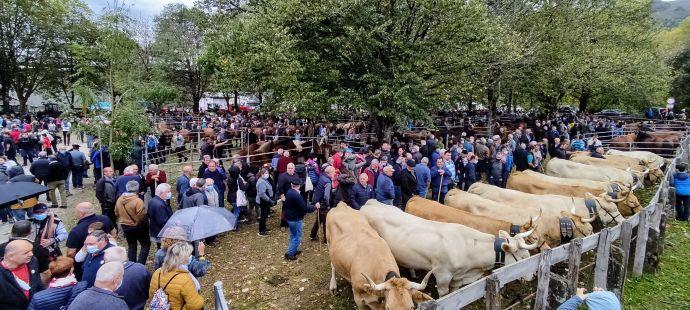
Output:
[84, 0, 195, 20]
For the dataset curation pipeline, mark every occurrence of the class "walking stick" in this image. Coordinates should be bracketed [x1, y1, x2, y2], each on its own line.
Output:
[317, 208, 322, 252]
[437, 173, 443, 202]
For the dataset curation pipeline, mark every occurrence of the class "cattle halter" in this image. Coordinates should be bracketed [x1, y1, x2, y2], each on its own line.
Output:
[493, 238, 518, 268]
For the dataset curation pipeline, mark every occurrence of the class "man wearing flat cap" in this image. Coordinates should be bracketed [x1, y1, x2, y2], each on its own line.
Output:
[399, 159, 419, 210]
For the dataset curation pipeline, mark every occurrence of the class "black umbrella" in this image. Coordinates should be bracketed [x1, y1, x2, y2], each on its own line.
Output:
[0, 182, 50, 208]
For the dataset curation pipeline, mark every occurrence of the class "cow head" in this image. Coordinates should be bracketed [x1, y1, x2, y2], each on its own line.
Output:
[647, 167, 663, 184]
[362, 271, 434, 310]
[497, 230, 538, 281]
[585, 192, 624, 225]
[562, 209, 594, 237]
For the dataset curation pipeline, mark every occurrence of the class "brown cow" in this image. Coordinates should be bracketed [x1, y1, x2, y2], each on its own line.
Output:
[327, 203, 433, 309]
[405, 197, 538, 248]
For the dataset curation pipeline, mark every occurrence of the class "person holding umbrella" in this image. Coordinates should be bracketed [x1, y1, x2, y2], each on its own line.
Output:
[284, 179, 316, 261]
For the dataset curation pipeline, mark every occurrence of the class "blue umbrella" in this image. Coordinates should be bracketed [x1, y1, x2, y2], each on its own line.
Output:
[158, 205, 236, 241]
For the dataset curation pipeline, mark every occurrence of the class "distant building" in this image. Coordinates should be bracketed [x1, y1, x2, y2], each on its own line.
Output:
[198, 93, 258, 112]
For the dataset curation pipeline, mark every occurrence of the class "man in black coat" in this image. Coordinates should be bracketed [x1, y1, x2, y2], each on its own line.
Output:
[0, 240, 44, 310]
[46, 156, 69, 208]
[29, 151, 51, 183]
[399, 159, 419, 210]
[95, 167, 118, 226]
[513, 143, 530, 172]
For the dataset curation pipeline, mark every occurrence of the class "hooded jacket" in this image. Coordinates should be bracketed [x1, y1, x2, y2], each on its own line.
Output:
[182, 188, 207, 209]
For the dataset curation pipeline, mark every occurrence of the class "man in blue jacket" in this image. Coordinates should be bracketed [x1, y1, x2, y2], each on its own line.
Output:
[430, 158, 452, 203]
[309, 166, 334, 242]
[351, 173, 374, 210]
[672, 163, 690, 221]
[375, 166, 395, 205]
[557, 287, 620, 310]
[283, 180, 316, 261]
[147, 183, 173, 249]
[414, 158, 431, 198]
[176, 165, 193, 208]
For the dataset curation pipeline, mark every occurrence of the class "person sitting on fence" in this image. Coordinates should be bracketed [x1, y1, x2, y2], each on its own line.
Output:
[557, 287, 621, 310]
[671, 162, 690, 221]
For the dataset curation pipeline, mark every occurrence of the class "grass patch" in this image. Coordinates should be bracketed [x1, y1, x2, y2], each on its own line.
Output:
[624, 220, 690, 309]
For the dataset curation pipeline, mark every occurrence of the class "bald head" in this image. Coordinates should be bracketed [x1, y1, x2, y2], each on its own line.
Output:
[75, 202, 94, 219]
[104, 246, 127, 263]
[182, 165, 192, 175]
[3, 240, 33, 267]
[103, 167, 114, 178]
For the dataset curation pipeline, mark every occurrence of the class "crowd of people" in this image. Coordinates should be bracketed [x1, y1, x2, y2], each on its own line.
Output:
[0, 109, 646, 309]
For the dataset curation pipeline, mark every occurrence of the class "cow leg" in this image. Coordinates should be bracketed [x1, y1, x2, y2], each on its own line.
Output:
[329, 263, 337, 292]
[434, 271, 453, 297]
[409, 268, 417, 279]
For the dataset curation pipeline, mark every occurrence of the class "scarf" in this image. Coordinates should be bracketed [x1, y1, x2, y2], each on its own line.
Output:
[50, 274, 78, 288]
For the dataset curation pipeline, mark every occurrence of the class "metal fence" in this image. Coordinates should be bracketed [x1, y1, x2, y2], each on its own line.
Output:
[418, 134, 689, 310]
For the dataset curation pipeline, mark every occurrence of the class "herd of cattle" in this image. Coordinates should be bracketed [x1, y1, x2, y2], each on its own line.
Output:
[325, 149, 668, 309]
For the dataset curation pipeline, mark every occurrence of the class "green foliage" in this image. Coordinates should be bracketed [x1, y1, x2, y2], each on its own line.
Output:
[108, 101, 151, 161]
[138, 82, 180, 113]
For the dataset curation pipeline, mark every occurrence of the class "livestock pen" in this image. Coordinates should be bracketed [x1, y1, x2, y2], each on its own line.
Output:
[417, 134, 690, 310]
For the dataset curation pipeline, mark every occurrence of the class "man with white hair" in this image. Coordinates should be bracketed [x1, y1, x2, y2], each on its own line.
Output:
[176, 165, 193, 208]
[115, 181, 148, 264]
[29, 150, 51, 184]
[148, 183, 173, 249]
[145, 164, 167, 197]
[68, 261, 128, 310]
[104, 247, 151, 310]
[115, 165, 144, 198]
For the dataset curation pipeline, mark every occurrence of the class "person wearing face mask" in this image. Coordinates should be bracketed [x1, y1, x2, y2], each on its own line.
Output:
[68, 261, 128, 310]
[255, 168, 274, 236]
[29, 204, 68, 274]
[203, 178, 219, 207]
[148, 183, 174, 250]
[80, 230, 114, 287]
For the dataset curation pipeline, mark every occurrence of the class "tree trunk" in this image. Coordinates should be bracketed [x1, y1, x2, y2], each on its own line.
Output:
[192, 92, 201, 113]
[578, 90, 591, 113]
[507, 90, 513, 113]
[258, 93, 263, 105]
[18, 96, 28, 114]
[0, 86, 9, 113]
[223, 93, 231, 110]
[233, 90, 240, 113]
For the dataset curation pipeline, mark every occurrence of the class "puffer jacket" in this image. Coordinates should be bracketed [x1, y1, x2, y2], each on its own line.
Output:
[149, 269, 204, 310]
[28, 281, 87, 310]
[673, 172, 690, 196]
[114, 194, 147, 227]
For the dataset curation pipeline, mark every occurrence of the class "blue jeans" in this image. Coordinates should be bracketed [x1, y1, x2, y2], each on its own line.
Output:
[676, 194, 690, 221]
[286, 220, 303, 256]
[11, 208, 33, 220]
[71, 166, 84, 188]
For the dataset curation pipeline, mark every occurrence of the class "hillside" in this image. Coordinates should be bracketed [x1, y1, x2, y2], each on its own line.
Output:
[653, 0, 690, 28]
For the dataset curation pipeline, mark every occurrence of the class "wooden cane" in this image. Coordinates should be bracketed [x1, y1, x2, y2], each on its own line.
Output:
[317, 208, 323, 252]
[437, 172, 443, 202]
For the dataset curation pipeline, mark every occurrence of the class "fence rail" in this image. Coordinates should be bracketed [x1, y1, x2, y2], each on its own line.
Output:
[418, 134, 689, 310]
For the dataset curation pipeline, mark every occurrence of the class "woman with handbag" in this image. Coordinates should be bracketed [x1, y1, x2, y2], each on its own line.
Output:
[225, 163, 248, 230]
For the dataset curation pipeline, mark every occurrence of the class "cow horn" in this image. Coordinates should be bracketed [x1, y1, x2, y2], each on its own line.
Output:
[573, 205, 597, 223]
[518, 239, 539, 251]
[408, 270, 434, 290]
[361, 273, 387, 291]
[515, 228, 535, 239]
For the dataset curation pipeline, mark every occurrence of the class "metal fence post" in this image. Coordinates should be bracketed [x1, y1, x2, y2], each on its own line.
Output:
[214, 281, 229, 310]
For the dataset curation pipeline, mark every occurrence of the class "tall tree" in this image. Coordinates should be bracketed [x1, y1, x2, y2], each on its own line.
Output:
[153, 4, 209, 112]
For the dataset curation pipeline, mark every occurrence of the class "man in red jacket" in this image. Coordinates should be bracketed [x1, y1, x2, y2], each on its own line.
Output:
[277, 150, 294, 174]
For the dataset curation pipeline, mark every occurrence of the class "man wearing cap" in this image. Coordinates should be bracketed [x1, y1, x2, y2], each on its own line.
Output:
[399, 159, 418, 210]
[283, 179, 316, 260]
[69, 144, 87, 189]
[29, 204, 68, 272]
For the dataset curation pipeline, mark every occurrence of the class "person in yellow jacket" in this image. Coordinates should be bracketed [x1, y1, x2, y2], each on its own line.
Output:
[149, 242, 204, 310]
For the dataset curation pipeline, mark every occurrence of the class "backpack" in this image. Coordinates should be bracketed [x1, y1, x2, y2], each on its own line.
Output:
[149, 272, 184, 310]
[147, 136, 158, 149]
